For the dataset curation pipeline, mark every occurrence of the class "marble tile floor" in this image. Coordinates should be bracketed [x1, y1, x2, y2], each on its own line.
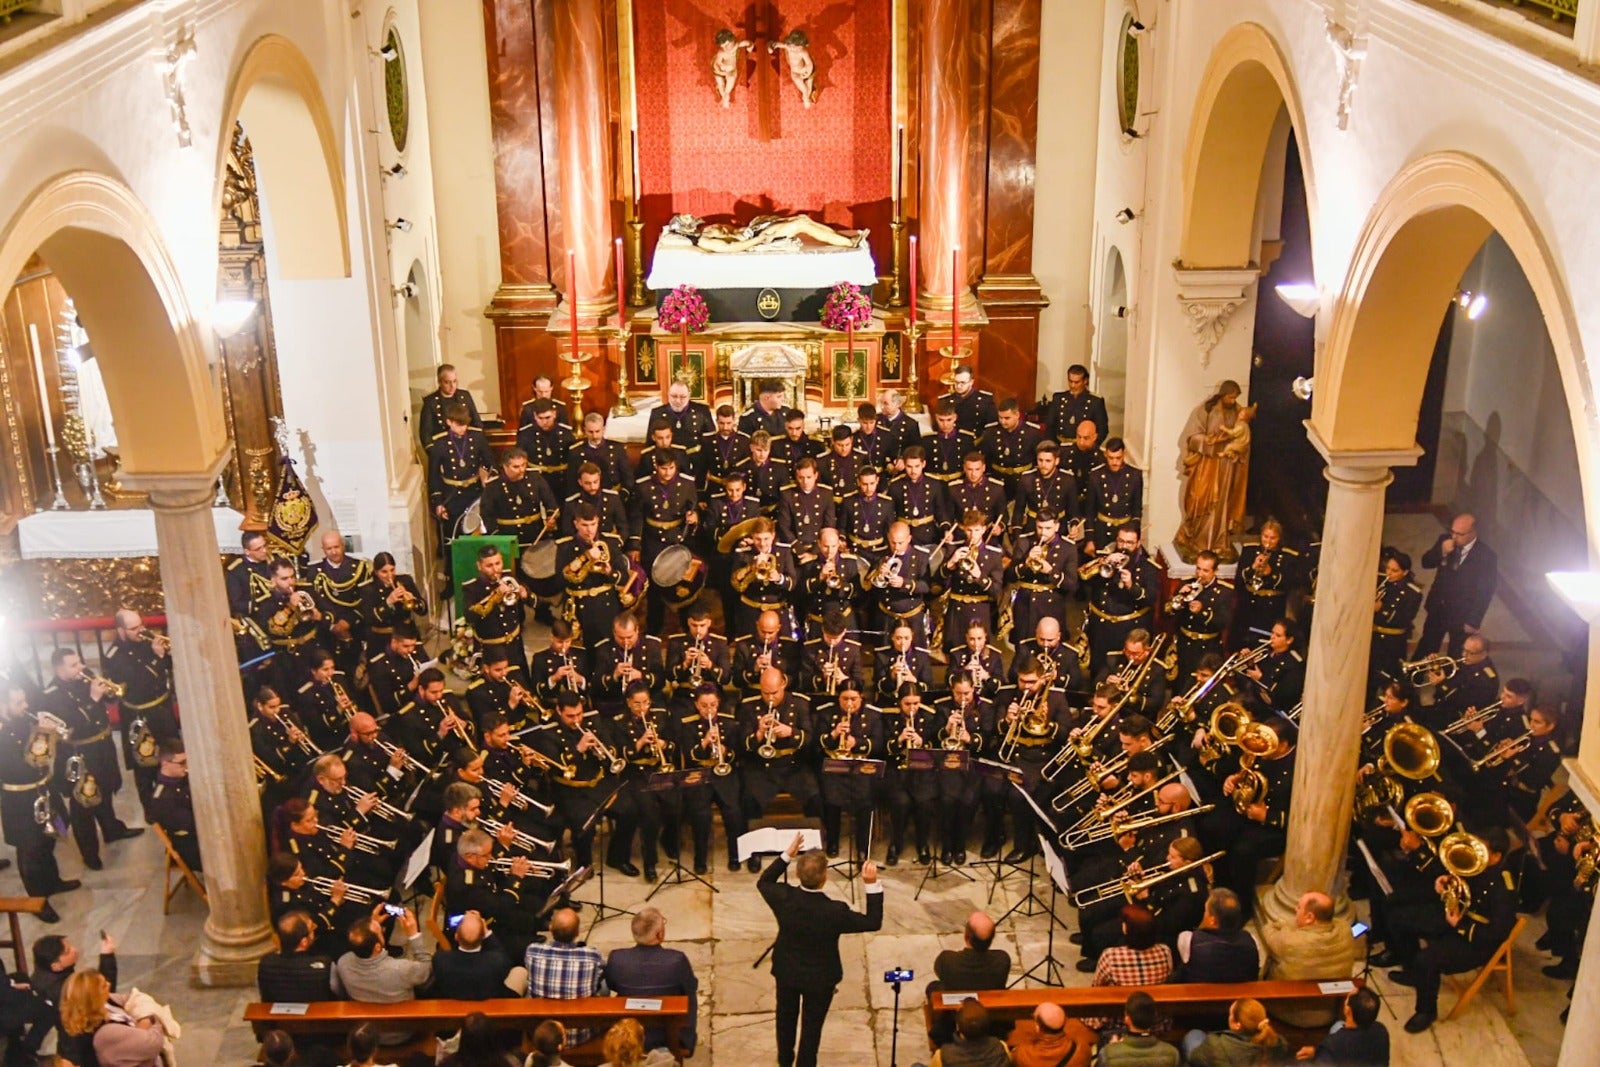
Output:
[0, 779, 1570, 1067]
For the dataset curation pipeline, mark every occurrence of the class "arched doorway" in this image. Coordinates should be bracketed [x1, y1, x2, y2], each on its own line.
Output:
[1096, 246, 1129, 433]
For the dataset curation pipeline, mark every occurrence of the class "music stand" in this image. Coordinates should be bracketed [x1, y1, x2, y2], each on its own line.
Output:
[905, 749, 975, 899]
[1011, 833, 1071, 987]
[822, 757, 885, 888]
[575, 783, 635, 934]
[645, 769, 718, 899]
[997, 780, 1060, 922]
[975, 758, 1031, 904]
[539, 865, 595, 918]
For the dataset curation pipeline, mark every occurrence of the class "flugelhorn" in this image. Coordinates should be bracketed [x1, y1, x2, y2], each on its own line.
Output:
[1400, 653, 1462, 686]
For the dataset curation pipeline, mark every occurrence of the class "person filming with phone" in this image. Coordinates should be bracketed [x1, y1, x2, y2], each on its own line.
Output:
[758, 831, 884, 1067]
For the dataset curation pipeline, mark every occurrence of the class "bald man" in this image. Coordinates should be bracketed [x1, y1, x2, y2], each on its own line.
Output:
[308, 530, 374, 673]
[1261, 889, 1360, 1028]
[431, 909, 516, 1001]
[1008, 616, 1088, 694]
[523, 907, 606, 1043]
[926, 911, 1013, 1043]
[1009, 1002, 1095, 1067]
[102, 608, 179, 817]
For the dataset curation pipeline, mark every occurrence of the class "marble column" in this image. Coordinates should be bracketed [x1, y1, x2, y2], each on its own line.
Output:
[134, 467, 274, 984]
[917, 0, 974, 318]
[551, 0, 617, 324]
[1259, 429, 1419, 925]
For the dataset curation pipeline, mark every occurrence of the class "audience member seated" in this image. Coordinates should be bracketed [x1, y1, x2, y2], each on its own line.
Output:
[525, 1020, 574, 1067]
[524, 907, 607, 1046]
[333, 908, 435, 1046]
[0, 973, 54, 1066]
[1094, 992, 1179, 1067]
[257, 910, 340, 1004]
[344, 1023, 394, 1067]
[931, 999, 1013, 1067]
[31, 931, 117, 1008]
[1171, 889, 1261, 983]
[1089, 905, 1173, 1031]
[255, 1029, 297, 1067]
[1181, 997, 1288, 1066]
[603, 906, 700, 1054]
[432, 911, 518, 1001]
[439, 1011, 521, 1067]
[1294, 989, 1389, 1065]
[1007, 1002, 1095, 1067]
[597, 1018, 677, 1067]
[1260, 891, 1359, 1028]
[58, 969, 172, 1067]
[927, 910, 1013, 1043]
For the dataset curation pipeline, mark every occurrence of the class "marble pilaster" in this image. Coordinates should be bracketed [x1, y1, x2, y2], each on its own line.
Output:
[917, 0, 977, 320]
[1260, 427, 1419, 926]
[129, 464, 274, 984]
[550, 0, 617, 323]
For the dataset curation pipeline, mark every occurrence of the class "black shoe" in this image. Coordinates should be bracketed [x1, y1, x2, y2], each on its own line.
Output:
[954, 850, 967, 865]
[826, 844, 840, 859]
[1387, 968, 1418, 987]
[917, 849, 933, 865]
[747, 856, 761, 872]
[0, 858, 10, 871]
[694, 863, 709, 876]
[1544, 960, 1580, 980]
[979, 842, 1001, 860]
[51, 879, 83, 894]
[1069, 932, 1085, 946]
[1403, 1011, 1436, 1034]
[1369, 950, 1402, 969]
[106, 827, 145, 842]
[644, 866, 658, 882]
[83, 857, 104, 871]
[663, 845, 680, 862]
[609, 861, 641, 878]
[729, 857, 743, 872]
[37, 903, 60, 924]
[884, 846, 900, 867]
[1074, 957, 1096, 973]
[1002, 848, 1032, 864]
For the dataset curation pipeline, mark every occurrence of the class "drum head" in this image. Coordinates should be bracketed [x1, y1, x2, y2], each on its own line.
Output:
[521, 541, 559, 580]
[652, 544, 694, 585]
[457, 497, 485, 537]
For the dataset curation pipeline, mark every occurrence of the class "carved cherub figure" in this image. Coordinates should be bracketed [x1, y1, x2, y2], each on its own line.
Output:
[712, 29, 754, 108]
[768, 30, 816, 108]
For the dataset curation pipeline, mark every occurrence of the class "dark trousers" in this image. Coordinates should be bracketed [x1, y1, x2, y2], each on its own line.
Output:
[683, 780, 746, 867]
[608, 779, 680, 868]
[1398, 934, 1489, 1015]
[69, 796, 130, 865]
[1413, 612, 1468, 661]
[12, 836, 61, 897]
[775, 981, 835, 1067]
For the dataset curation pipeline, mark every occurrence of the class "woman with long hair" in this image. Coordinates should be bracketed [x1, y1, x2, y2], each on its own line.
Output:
[597, 1018, 675, 1067]
[1184, 997, 1289, 1067]
[58, 969, 169, 1067]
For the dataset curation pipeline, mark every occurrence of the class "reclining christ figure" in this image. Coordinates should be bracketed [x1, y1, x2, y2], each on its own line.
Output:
[665, 213, 866, 253]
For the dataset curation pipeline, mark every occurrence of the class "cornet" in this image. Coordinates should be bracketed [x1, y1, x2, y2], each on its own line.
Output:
[498, 574, 522, 606]
[79, 668, 126, 699]
[1166, 581, 1202, 614]
[868, 553, 902, 589]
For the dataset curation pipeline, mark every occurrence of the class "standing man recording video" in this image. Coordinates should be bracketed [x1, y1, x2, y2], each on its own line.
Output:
[759, 831, 884, 1067]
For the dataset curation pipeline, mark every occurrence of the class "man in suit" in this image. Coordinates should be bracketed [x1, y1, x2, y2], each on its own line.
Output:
[924, 911, 1012, 1043]
[430, 911, 516, 1001]
[1414, 512, 1497, 659]
[759, 832, 884, 1067]
[1295, 988, 1389, 1064]
[604, 906, 700, 1053]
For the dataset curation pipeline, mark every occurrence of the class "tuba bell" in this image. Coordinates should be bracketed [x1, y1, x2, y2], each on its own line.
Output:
[1229, 721, 1279, 813]
[1438, 830, 1490, 913]
[1197, 701, 1251, 766]
[1356, 722, 1440, 820]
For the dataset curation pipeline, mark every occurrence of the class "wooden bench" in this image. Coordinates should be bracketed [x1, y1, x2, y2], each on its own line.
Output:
[0, 896, 45, 975]
[923, 979, 1360, 1047]
[245, 995, 691, 1065]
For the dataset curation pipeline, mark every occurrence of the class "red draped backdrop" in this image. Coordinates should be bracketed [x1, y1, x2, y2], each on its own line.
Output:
[633, 0, 893, 274]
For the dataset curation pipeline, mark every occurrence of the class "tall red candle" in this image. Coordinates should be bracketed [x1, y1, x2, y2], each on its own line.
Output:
[614, 236, 625, 318]
[952, 245, 961, 358]
[568, 248, 579, 397]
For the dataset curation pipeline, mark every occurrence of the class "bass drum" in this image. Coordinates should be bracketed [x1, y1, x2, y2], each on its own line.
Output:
[651, 544, 707, 609]
[519, 541, 563, 600]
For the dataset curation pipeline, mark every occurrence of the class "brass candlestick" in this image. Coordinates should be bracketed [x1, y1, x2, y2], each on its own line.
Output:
[562, 330, 593, 424]
[626, 218, 649, 309]
[610, 321, 636, 418]
[888, 218, 906, 307]
[903, 320, 924, 413]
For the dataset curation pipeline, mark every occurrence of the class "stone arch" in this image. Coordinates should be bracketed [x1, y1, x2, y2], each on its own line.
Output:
[0, 172, 225, 474]
[1310, 151, 1596, 536]
[217, 34, 348, 280]
[1179, 22, 1317, 269]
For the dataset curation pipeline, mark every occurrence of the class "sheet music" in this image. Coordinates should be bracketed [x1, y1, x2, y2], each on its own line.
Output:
[1354, 837, 1394, 896]
[403, 829, 435, 890]
[737, 827, 824, 861]
[1011, 780, 1062, 835]
[1038, 835, 1071, 897]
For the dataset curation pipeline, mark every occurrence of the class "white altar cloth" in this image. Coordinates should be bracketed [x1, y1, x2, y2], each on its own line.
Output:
[646, 232, 878, 290]
[18, 507, 246, 560]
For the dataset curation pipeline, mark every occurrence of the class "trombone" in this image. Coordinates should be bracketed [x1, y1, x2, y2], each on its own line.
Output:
[1049, 735, 1173, 807]
[483, 775, 556, 816]
[490, 855, 573, 878]
[345, 784, 413, 823]
[307, 876, 389, 904]
[1400, 653, 1462, 686]
[1071, 849, 1227, 908]
[998, 668, 1058, 763]
[1059, 767, 1187, 845]
[1062, 804, 1214, 850]
[320, 823, 398, 855]
[479, 816, 556, 854]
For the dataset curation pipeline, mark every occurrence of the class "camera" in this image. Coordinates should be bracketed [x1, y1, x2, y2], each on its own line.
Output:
[1350, 920, 1369, 939]
[883, 967, 914, 984]
[383, 903, 405, 917]
[447, 913, 466, 930]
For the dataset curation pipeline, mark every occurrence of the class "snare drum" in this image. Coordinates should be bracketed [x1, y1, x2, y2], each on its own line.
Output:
[650, 544, 707, 608]
[519, 541, 563, 600]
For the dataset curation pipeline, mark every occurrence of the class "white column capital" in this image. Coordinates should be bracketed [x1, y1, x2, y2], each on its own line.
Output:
[1303, 420, 1422, 477]
[1172, 265, 1259, 367]
[119, 449, 231, 511]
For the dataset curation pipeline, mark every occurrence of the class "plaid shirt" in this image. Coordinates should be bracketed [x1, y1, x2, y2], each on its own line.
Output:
[524, 939, 608, 1044]
[1090, 944, 1173, 1030]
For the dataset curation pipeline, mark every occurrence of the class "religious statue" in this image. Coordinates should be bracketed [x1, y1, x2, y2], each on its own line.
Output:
[769, 30, 817, 108]
[712, 29, 753, 108]
[1174, 379, 1256, 562]
[665, 213, 866, 253]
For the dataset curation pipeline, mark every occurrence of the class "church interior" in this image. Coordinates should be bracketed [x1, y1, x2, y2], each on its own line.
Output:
[0, 0, 1598, 1064]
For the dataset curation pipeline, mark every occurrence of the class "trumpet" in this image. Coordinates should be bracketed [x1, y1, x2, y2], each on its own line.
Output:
[479, 816, 556, 854]
[704, 720, 734, 776]
[895, 720, 926, 769]
[583, 729, 628, 774]
[282, 710, 321, 757]
[868, 553, 902, 589]
[963, 653, 990, 691]
[135, 629, 173, 655]
[345, 784, 414, 823]
[483, 775, 556, 816]
[824, 712, 859, 758]
[1245, 551, 1273, 594]
[642, 715, 675, 771]
[78, 668, 126, 698]
[1469, 727, 1534, 772]
[1023, 538, 1053, 574]
[685, 639, 709, 688]
[558, 650, 587, 691]
[1442, 701, 1503, 736]
[565, 539, 614, 582]
[1072, 849, 1227, 908]
[333, 681, 358, 718]
[890, 652, 915, 689]
[375, 737, 431, 775]
[821, 645, 845, 696]
[253, 754, 284, 786]
[515, 742, 575, 779]
[321, 823, 398, 856]
[1400, 653, 1462, 686]
[307, 876, 389, 904]
[490, 855, 573, 878]
[1166, 580, 1202, 614]
[498, 574, 523, 606]
[1078, 550, 1128, 581]
[941, 706, 968, 750]
[756, 713, 781, 760]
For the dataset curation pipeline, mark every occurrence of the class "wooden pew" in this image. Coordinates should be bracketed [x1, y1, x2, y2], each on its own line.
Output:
[922, 979, 1360, 1048]
[245, 994, 691, 1065]
[0, 896, 44, 975]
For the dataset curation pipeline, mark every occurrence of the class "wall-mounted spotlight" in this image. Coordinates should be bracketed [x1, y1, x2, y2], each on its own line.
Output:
[383, 163, 407, 179]
[1291, 376, 1315, 401]
[1113, 305, 1131, 319]
[373, 43, 399, 62]
[1128, 20, 1148, 37]
[387, 218, 413, 234]
[1455, 289, 1488, 320]
[1121, 127, 1142, 140]
[1114, 207, 1137, 225]
[393, 282, 419, 300]
[1274, 282, 1321, 318]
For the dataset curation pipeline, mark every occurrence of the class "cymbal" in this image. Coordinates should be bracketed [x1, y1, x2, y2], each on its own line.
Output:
[718, 518, 764, 554]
